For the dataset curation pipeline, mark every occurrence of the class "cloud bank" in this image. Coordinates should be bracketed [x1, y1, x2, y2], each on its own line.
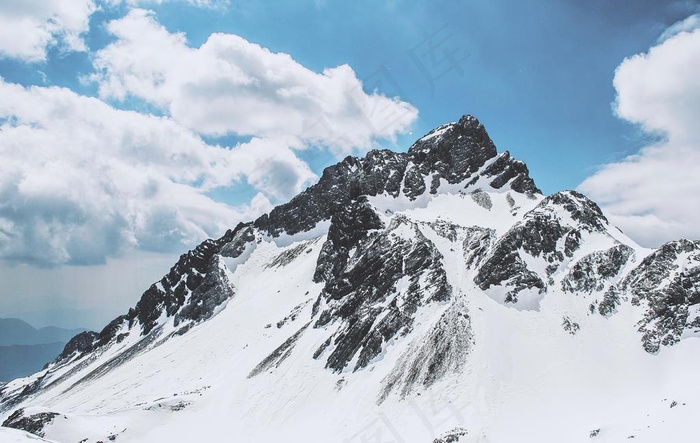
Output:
[0, 7, 417, 267]
[91, 9, 418, 154]
[0, 1, 230, 62]
[579, 15, 700, 247]
[0, 0, 96, 61]
[0, 79, 282, 266]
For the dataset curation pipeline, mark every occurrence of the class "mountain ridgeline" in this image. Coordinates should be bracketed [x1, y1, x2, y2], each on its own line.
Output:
[1, 115, 699, 442]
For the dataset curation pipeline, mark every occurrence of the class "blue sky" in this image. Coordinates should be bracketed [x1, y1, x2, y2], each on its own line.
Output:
[0, 0, 699, 329]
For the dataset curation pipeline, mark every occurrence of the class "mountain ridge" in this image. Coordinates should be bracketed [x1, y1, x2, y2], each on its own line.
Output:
[1, 115, 699, 442]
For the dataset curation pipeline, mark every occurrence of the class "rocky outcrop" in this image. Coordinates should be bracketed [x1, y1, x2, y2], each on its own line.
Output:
[561, 244, 635, 294]
[313, 212, 451, 372]
[2, 408, 59, 438]
[56, 331, 100, 363]
[623, 240, 700, 353]
[474, 191, 610, 305]
[379, 300, 472, 402]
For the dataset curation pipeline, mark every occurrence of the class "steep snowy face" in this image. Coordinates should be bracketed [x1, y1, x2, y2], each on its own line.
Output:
[2, 115, 700, 443]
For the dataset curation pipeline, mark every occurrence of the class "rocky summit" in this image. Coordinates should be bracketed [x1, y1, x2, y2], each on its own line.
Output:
[2, 116, 699, 443]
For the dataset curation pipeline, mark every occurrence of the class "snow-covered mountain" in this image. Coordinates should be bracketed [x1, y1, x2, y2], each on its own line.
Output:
[2, 115, 699, 442]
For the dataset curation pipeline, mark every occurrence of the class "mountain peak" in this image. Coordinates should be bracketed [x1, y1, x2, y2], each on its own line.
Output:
[408, 114, 494, 157]
[254, 115, 539, 236]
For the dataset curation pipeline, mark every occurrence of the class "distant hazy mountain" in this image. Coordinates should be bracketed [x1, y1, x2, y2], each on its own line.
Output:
[6, 308, 123, 331]
[0, 343, 66, 382]
[0, 318, 85, 346]
[0, 319, 87, 383]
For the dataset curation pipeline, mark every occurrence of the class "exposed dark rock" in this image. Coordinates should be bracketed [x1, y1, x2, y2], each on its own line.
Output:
[95, 316, 130, 348]
[462, 226, 496, 269]
[426, 219, 460, 242]
[118, 223, 249, 339]
[433, 428, 469, 443]
[474, 191, 610, 304]
[406, 116, 502, 192]
[562, 244, 634, 294]
[276, 299, 313, 329]
[69, 221, 254, 357]
[562, 317, 580, 335]
[622, 240, 700, 353]
[598, 287, 622, 317]
[248, 323, 310, 378]
[506, 192, 516, 208]
[7, 113, 698, 418]
[483, 151, 539, 194]
[379, 301, 472, 402]
[173, 256, 235, 327]
[266, 239, 319, 269]
[470, 189, 492, 210]
[314, 212, 451, 372]
[56, 331, 100, 362]
[219, 224, 255, 258]
[2, 408, 59, 438]
[255, 115, 539, 237]
[59, 327, 165, 396]
[312, 198, 384, 284]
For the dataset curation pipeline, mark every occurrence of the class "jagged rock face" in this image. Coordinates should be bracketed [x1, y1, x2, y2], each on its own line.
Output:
[56, 331, 100, 363]
[623, 240, 700, 353]
[59, 223, 252, 361]
[462, 226, 496, 268]
[408, 115, 538, 196]
[312, 209, 451, 372]
[129, 228, 240, 335]
[255, 115, 540, 237]
[312, 198, 385, 284]
[2, 408, 58, 438]
[483, 151, 536, 194]
[474, 191, 609, 305]
[173, 256, 235, 329]
[561, 244, 635, 294]
[127, 223, 250, 335]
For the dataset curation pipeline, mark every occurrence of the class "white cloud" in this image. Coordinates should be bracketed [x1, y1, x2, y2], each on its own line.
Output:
[0, 6, 417, 269]
[579, 19, 700, 247]
[0, 1, 230, 62]
[0, 0, 96, 61]
[0, 78, 316, 266]
[90, 9, 418, 154]
[658, 13, 700, 43]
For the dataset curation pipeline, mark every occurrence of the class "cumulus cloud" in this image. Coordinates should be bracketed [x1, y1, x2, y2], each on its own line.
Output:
[579, 18, 700, 247]
[0, 79, 316, 266]
[0, 7, 417, 268]
[90, 9, 418, 154]
[0, 0, 96, 61]
[0, 1, 229, 62]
